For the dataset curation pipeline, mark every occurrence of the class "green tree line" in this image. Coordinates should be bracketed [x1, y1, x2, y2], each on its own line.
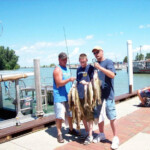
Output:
[123, 53, 150, 63]
[0, 46, 20, 70]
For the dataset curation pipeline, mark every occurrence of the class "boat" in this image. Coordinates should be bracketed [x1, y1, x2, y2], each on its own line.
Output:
[133, 59, 150, 74]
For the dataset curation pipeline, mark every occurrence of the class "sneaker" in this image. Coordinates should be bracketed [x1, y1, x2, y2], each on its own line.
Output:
[111, 136, 119, 149]
[84, 136, 93, 145]
[57, 134, 64, 143]
[68, 129, 80, 136]
[93, 133, 106, 143]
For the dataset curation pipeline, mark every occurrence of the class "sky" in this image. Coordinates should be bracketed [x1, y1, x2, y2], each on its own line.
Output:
[0, 0, 150, 67]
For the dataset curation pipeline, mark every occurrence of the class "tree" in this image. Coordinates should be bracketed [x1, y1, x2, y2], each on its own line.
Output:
[139, 54, 144, 60]
[50, 63, 56, 67]
[135, 53, 139, 61]
[145, 53, 150, 60]
[135, 53, 144, 61]
[123, 56, 128, 63]
[0, 46, 20, 70]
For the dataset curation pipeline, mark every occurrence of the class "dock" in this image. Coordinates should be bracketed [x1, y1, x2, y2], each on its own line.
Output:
[0, 96, 150, 150]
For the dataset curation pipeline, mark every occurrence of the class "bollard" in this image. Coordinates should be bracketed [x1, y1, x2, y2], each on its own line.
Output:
[34, 59, 44, 117]
[127, 40, 133, 93]
[16, 116, 21, 126]
[15, 79, 23, 125]
[0, 83, 3, 108]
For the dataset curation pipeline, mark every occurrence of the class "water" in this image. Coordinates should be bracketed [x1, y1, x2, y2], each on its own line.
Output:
[1, 67, 150, 96]
[0, 68, 150, 115]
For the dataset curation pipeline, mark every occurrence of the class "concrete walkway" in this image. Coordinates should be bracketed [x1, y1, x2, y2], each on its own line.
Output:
[0, 96, 149, 150]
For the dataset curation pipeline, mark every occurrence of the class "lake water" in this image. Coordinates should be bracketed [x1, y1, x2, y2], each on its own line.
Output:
[1, 67, 150, 96]
[0, 67, 150, 114]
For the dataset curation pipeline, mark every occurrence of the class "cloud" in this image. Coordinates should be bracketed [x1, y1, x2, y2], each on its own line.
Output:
[16, 38, 86, 66]
[139, 24, 150, 29]
[120, 32, 124, 35]
[133, 45, 150, 53]
[18, 39, 85, 52]
[105, 52, 121, 61]
[107, 33, 113, 37]
[85, 35, 94, 40]
[147, 24, 150, 28]
[139, 25, 145, 29]
[69, 47, 79, 57]
[69, 47, 80, 63]
[58, 39, 85, 47]
[96, 40, 104, 44]
[107, 32, 124, 37]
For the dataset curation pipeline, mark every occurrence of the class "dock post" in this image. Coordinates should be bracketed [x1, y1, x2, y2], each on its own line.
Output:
[0, 83, 3, 108]
[15, 79, 23, 124]
[127, 40, 133, 93]
[34, 59, 44, 117]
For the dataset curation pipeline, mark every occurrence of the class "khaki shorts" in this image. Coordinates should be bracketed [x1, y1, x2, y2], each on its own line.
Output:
[80, 98, 94, 122]
[54, 101, 72, 120]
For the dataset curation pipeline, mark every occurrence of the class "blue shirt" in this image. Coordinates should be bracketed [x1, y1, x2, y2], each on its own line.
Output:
[77, 64, 94, 99]
[53, 65, 72, 103]
[98, 59, 116, 100]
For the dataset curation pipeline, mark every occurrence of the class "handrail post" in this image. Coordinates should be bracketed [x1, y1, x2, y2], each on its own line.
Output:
[34, 59, 44, 117]
[127, 40, 133, 93]
[0, 83, 3, 108]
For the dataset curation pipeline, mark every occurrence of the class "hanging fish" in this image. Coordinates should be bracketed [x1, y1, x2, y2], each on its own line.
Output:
[68, 83, 83, 132]
[68, 86, 73, 110]
[74, 87, 83, 131]
[84, 84, 89, 108]
[87, 81, 94, 111]
[92, 70, 102, 107]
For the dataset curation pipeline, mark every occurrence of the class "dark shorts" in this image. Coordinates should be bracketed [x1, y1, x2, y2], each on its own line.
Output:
[80, 98, 94, 122]
[140, 90, 150, 98]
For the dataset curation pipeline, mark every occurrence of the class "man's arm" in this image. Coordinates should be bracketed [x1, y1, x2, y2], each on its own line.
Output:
[137, 89, 146, 105]
[94, 62, 115, 79]
[53, 67, 75, 88]
[142, 87, 150, 91]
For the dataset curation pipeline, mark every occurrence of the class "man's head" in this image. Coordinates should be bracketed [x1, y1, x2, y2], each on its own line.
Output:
[79, 53, 88, 68]
[58, 52, 68, 67]
[92, 46, 104, 61]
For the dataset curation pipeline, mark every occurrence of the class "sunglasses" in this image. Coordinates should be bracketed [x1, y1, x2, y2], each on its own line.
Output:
[93, 51, 99, 55]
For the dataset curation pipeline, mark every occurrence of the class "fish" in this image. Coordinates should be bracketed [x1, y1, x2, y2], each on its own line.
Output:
[87, 81, 94, 111]
[71, 84, 76, 106]
[84, 84, 89, 108]
[92, 70, 102, 107]
[68, 83, 83, 132]
[68, 87, 73, 111]
[74, 87, 83, 132]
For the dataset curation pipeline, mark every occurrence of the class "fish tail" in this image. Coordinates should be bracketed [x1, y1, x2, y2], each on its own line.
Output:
[84, 103, 89, 109]
[94, 118, 99, 125]
[98, 99, 102, 105]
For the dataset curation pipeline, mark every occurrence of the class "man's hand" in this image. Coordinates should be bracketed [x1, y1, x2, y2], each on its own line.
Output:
[80, 80, 89, 85]
[70, 77, 76, 82]
[94, 62, 115, 78]
[94, 62, 101, 70]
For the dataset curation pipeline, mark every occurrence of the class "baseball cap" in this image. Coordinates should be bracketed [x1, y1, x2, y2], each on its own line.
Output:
[92, 46, 103, 52]
[58, 52, 67, 59]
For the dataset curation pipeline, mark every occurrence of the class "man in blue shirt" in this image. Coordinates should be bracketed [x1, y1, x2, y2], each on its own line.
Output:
[92, 46, 119, 149]
[53, 52, 79, 143]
